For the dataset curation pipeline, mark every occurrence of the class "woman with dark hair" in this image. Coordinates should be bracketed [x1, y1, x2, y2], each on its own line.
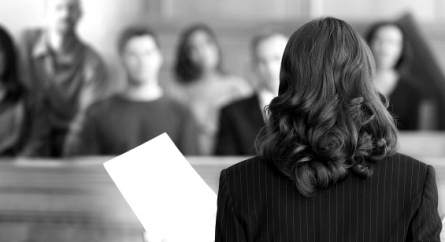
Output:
[365, 21, 430, 130]
[169, 24, 251, 155]
[0, 25, 47, 156]
[174, 24, 225, 84]
[216, 17, 441, 241]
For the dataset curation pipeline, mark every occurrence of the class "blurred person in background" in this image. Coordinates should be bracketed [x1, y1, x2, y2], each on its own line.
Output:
[214, 30, 288, 156]
[365, 21, 434, 130]
[66, 27, 198, 156]
[20, 0, 108, 157]
[0, 25, 48, 156]
[170, 24, 252, 155]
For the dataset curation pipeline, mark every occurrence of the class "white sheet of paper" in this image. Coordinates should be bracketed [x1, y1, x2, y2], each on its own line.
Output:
[103, 133, 217, 242]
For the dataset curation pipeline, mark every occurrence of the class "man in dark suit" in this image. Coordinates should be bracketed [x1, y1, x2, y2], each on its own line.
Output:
[214, 30, 288, 155]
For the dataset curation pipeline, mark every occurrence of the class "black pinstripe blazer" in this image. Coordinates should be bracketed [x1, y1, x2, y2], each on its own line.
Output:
[216, 153, 442, 241]
[215, 94, 265, 156]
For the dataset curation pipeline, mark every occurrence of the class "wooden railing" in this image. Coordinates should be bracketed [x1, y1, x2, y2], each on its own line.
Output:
[0, 156, 242, 242]
[0, 132, 443, 242]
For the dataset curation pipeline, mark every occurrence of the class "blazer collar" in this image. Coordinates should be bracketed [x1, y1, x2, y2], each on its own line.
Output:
[32, 30, 83, 63]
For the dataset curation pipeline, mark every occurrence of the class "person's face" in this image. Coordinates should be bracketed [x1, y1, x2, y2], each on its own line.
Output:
[46, 0, 82, 34]
[187, 30, 220, 72]
[122, 35, 163, 86]
[253, 35, 288, 94]
[370, 25, 403, 70]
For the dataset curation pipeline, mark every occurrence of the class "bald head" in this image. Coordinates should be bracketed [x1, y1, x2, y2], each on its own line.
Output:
[45, 0, 82, 34]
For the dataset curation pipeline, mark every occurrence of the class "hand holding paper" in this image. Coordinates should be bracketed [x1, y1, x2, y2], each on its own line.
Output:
[104, 133, 217, 242]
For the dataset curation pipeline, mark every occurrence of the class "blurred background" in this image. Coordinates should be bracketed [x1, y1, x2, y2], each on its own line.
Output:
[1, 0, 443, 93]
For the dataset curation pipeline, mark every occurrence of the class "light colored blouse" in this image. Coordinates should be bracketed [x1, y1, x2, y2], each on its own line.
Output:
[167, 74, 252, 155]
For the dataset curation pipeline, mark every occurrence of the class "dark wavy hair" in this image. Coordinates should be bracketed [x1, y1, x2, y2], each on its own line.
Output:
[174, 24, 223, 83]
[0, 25, 24, 108]
[256, 17, 398, 197]
[364, 21, 411, 71]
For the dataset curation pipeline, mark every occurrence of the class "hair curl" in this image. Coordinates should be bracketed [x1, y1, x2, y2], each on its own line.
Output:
[256, 17, 398, 197]
[0, 25, 24, 108]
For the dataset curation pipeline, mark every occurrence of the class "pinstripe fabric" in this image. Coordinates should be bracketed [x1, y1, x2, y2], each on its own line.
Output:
[215, 153, 442, 242]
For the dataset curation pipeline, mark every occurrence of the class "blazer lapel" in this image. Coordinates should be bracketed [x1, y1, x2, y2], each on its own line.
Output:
[249, 94, 266, 132]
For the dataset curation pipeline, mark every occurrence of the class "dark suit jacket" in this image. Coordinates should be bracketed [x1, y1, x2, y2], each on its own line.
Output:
[215, 94, 265, 156]
[216, 153, 442, 241]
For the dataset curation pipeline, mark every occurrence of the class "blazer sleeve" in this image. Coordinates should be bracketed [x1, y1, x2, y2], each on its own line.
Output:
[214, 108, 239, 155]
[177, 106, 200, 155]
[406, 165, 442, 241]
[216, 169, 246, 242]
[64, 106, 102, 156]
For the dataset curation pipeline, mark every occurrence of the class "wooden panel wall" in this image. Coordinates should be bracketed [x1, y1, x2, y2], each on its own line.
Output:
[148, 19, 445, 99]
[0, 0, 443, 94]
[146, 0, 445, 22]
[143, 0, 445, 90]
[147, 0, 310, 20]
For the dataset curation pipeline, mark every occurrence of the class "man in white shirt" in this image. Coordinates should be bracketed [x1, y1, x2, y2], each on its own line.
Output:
[214, 30, 288, 155]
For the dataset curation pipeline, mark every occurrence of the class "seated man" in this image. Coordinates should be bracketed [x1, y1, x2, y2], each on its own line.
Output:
[214, 30, 288, 156]
[67, 27, 198, 156]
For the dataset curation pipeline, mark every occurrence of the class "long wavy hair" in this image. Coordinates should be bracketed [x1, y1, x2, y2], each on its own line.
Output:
[364, 21, 411, 72]
[256, 17, 398, 197]
[0, 25, 24, 108]
[174, 24, 224, 83]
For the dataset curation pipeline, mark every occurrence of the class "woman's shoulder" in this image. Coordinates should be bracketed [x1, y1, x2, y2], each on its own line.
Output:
[225, 155, 262, 169]
[224, 153, 433, 186]
[397, 72, 426, 97]
[379, 152, 427, 168]
[223, 156, 277, 182]
[375, 152, 433, 188]
[221, 156, 280, 203]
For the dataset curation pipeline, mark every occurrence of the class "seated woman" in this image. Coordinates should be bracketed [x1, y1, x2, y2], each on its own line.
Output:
[0, 25, 47, 156]
[169, 24, 252, 155]
[216, 17, 441, 241]
[365, 21, 432, 130]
